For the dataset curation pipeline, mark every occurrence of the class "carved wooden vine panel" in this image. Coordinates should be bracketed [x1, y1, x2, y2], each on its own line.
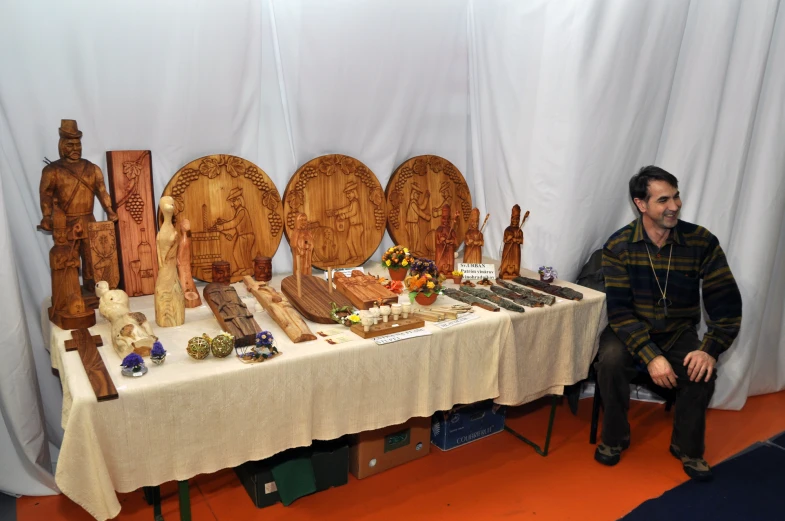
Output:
[385, 155, 472, 258]
[87, 221, 120, 289]
[107, 150, 158, 296]
[282, 154, 385, 270]
[161, 155, 283, 283]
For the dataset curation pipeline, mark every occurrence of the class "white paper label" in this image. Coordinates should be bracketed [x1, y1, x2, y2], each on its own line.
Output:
[457, 263, 496, 280]
[433, 312, 481, 329]
[264, 481, 277, 494]
[374, 328, 433, 345]
[324, 267, 364, 279]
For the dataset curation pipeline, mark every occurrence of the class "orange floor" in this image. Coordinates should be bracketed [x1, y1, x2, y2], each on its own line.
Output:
[17, 390, 785, 521]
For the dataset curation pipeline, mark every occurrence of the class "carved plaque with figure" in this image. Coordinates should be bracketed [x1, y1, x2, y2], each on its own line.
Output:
[282, 154, 385, 270]
[385, 155, 472, 259]
[161, 155, 284, 283]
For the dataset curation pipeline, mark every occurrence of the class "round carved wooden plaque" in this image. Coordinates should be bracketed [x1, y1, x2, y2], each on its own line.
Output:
[161, 155, 283, 283]
[385, 155, 472, 258]
[282, 154, 385, 270]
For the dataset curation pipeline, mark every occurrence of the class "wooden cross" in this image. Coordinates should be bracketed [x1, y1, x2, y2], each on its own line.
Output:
[64, 329, 119, 402]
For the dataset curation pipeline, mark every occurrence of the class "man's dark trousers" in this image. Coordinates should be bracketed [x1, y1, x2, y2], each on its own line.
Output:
[595, 326, 716, 458]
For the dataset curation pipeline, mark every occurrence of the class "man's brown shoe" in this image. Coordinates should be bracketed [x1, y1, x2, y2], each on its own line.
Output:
[670, 444, 713, 481]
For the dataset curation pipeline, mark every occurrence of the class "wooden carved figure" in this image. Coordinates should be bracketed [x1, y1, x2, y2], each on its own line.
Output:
[212, 261, 231, 284]
[177, 218, 202, 308]
[96, 281, 157, 357]
[39, 119, 118, 294]
[243, 276, 316, 343]
[253, 256, 272, 282]
[88, 221, 120, 289]
[155, 196, 185, 327]
[463, 208, 484, 264]
[435, 205, 458, 275]
[326, 181, 364, 263]
[203, 283, 260, 346]
[290, 213, 314, 275]
[500, 205, 524, 279]
[405, 182, 431, 254]
[211, 187, 255, 276]
[48, 208, 96, 329]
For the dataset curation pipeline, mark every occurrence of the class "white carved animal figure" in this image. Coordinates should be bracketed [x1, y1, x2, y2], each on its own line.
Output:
[96, 281, 157, 357]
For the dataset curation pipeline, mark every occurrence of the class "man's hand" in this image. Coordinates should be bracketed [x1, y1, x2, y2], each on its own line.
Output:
[684, 350, 716, 382]
[107, 210, 118, 222]
[647, 355, 678, 389]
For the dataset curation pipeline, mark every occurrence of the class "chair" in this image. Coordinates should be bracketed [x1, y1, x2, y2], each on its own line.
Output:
[574, 248, 677, 445]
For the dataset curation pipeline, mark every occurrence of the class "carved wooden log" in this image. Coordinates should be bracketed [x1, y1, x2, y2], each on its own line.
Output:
[495, 279, 556, 306]
[442, 288, 499, 312]
[459, 286, 526, 313]
[64, 329, 118, 402]
[203, 283, 260, 347]
[512, 276, 583, 301]
[242, 276, 317, 343]
[332, 270, 398, 310]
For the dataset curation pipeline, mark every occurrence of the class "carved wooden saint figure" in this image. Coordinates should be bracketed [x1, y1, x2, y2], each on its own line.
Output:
[177, 218, 202, 308]
[203, 283, 260, 346]
[48, 208, 95, 329]
[155, 196, 185, 326]
[500, 205, 524, 279]
[211, 187, 255, 276]
[327, 181, 364, 263]
[405, 182, 431, 254]
[39, 119, 118, 294]
[463, 208, 484, 264]
[290, 213, 314, 275]
[435, 205, 458, 275]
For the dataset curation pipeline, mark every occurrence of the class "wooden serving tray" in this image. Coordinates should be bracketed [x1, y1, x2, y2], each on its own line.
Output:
[280, 275, 353, 324]
[350, 316, 425, 339]
[332, 270, 398, 310]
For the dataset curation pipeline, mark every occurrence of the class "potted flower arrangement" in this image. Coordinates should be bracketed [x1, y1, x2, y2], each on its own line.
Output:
[538, 266, 557, 283]
[254, 331, 280, 360]
[405, 258, 444, 305]
[120, 353, 147, 377]
[150, 341, 167, 365]
[451, 269, 463, 284]
[381, 245, 411, 281]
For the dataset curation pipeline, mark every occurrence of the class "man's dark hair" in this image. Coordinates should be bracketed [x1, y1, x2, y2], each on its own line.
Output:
[629, 166, 679, 213]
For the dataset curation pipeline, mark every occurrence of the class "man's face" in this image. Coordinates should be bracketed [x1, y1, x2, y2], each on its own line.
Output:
[230, 198, 240, 209]
[63, 138, 82, 161]
[635, 180, 681, 230]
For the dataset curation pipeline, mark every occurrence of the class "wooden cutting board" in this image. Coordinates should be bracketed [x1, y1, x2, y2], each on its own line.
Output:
[161, 155, 284, 283]
[332, 270, 399, 310]
[282, 154, 385, 270]
[280, 275, 353, 324]
[385, 155, 472, 258]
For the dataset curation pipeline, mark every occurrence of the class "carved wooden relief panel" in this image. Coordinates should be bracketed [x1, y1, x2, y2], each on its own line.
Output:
[87, 221, 120, 289]
[385, 155, 472, 258]
[106, 150, 158, 296]
[161, 155, 284, 283]
[282, 154, 385, 270]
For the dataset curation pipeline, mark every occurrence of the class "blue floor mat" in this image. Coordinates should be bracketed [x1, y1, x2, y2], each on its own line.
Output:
[0, 493, 16, 521]
[621, 444, 785, 521]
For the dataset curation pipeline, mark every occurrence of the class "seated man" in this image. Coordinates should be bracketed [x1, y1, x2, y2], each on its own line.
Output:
[596, 166, 742, 481]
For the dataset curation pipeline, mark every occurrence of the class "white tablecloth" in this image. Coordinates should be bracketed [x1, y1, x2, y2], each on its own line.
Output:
[45, 263, 604, 520]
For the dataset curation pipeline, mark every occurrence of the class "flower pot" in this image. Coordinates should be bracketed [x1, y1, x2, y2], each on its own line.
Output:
[452, 276, 463, 284]
[388, 266, 408, 281]
[414, 292, 438, 306]
[121, 365, 148, 377]
[540, 275, 554, 283]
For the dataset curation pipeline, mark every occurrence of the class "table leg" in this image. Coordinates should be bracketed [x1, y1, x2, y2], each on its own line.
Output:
[504, 394, 559, 456]
[178, 480, 191, 521]
[142, 486, 164, 521]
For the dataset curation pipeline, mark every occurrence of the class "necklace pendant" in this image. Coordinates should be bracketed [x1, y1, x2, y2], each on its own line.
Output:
[663, 301, 668, 317]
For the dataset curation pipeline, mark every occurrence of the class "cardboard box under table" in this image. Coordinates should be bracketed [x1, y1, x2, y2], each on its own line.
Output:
[349, 416, 431, 479]
[431, 400, 506, 451]
[235, 438, 349, 508]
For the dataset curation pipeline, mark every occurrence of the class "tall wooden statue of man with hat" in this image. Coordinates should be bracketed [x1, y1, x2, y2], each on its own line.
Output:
[39, 119, 118, 296]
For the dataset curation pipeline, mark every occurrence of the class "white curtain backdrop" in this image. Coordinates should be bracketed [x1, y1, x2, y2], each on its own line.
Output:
[0, 0, 782, 496]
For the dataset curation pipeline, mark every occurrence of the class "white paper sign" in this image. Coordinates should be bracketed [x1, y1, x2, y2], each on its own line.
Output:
[323, 267, 364, 279]
[374, 328, 432, 345]
[457, 263, 497, 280]
[433, 312, 481, 329]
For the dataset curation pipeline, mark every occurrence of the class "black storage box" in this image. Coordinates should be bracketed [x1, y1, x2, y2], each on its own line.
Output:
[235, 437, 349, 509]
